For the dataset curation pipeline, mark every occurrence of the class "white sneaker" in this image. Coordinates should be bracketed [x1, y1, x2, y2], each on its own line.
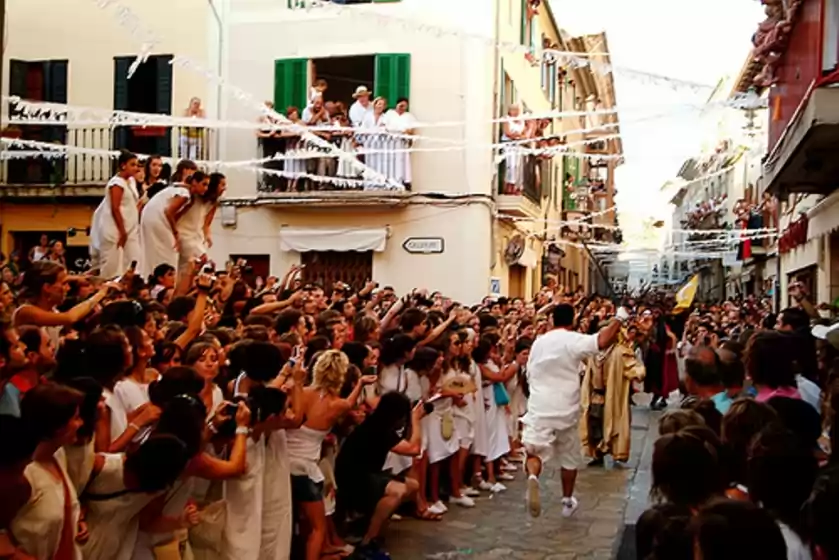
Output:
[390, 513, 403, 521]
[561, 496, 579, 518]
[478, 480, 495, 491]
[450, 495, 476, 508]
[501, 463, 517, 472]
[526, 475, 541, 518]
[428, 501, 447, 515]
[490, 482, 507, 493]
[461, 486, 480, 497]
[498, 473, 515, 481]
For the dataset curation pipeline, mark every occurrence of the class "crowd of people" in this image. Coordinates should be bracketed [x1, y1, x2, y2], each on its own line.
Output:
[257, 81, 417, 192]
[0, 155, 838, 559]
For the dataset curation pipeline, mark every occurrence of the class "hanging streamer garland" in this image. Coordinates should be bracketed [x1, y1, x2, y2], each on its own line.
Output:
[91, 0, 404, 190]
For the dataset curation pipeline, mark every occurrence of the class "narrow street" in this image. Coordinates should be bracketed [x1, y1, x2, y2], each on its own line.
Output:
[384, 407, 656, 560]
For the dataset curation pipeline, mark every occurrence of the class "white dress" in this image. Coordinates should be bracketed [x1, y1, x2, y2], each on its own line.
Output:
[505, 366, 527, 440]
[178, 199, 211, 265]
[114, 378, 150, 416]
[223, 434, 266, 560]
[11, 448, 81, 560]
[424, 372, 460, 465]
[90, 175, 141, 278]
[482, 361, 510, 463]
[468, 361, 489, 458]
[259, 431, 293, 560]
[103, 387, 129, 444]
[502, 120, 526, 187]
[359, 112, 394, 189]
[81, 454, 160, 560]
[450, 367, 476, 450]
[380, 365, 423, 474]
[385, 110, 417, 185]
[139, 185, 190, 278]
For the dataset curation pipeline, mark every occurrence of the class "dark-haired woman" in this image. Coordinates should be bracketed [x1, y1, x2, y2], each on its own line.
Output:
[11, 383, 84, 560]
[89, 150, 142, 278]
[148, 264, 176, 301]
[177, 172, 226, 280]
[139, 171, 209, 278]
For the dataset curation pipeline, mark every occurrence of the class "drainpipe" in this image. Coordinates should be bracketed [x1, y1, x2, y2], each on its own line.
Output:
[488, 0, 502, 273]
[208, 0, 223, 159]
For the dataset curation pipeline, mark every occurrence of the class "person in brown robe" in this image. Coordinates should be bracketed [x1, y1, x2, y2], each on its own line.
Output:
[580, 323, 646, 464]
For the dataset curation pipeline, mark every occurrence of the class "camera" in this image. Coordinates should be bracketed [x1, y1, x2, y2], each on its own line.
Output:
[217, 386, 288, 438]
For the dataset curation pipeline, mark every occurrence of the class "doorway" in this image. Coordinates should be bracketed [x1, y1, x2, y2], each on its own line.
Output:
[113, 55, 173, 156]
[300, 251, 373, 292]
[7, 60, 68, 184]
[311, 56, 375, 110]
[508, 264, 527, 298]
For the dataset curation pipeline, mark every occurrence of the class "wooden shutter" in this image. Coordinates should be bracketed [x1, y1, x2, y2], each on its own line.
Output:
[155, 55, 174, 156]
[374, 54, 410, 108]
[563, 156, 577, 211]
[113, 57, 132, 152]
[44, 60, 68, 104]
[274, 59, 308, 114]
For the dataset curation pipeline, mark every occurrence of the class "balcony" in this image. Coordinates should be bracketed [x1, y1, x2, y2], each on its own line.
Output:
[496, 152, 545, 218]
[560, 209, 592, 241]
[763, 88, 839, 197]
[0, 124, 214, 197]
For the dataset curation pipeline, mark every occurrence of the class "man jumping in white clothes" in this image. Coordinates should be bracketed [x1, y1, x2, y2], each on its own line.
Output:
[522, 303, 626, 518]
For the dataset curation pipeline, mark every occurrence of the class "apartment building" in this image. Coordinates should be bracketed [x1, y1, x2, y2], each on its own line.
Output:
[210, 0, 623, 302]
[1, 0, 215, 268]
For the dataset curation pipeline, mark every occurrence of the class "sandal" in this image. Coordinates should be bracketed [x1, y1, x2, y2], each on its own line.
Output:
[415, 507, 443, 521]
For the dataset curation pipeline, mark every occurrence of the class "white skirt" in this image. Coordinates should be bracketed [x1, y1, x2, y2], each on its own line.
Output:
[424, 411, 459, 464]
[482, 386, 510, 463]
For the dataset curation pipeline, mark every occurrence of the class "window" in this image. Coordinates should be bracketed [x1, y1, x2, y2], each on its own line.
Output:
[114, 55, 173, 156]
[301, 251, 373, 291]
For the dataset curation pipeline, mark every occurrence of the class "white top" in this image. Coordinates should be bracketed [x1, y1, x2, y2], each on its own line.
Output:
[301, 106, 329, 126]
[778, 522, 812, 560]
[103, 388, 129, 443]
[141, 185, 190, 224]
[91, 175, 140, 246]
[379, 364, 423, 402]
[360, 111, 390, 131]
[11, 448, 81, 560]
[523, 328, 600, 430]
[349, 100, 374, 127]
[114, 378, 150, 415]
[385, 110, 417, 133]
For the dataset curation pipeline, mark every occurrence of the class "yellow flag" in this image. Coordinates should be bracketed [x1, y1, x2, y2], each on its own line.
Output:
[673, 274, 699, 314]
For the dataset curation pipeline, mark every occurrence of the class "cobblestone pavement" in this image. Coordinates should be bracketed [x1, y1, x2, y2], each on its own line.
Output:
[382, 407, 655, 560]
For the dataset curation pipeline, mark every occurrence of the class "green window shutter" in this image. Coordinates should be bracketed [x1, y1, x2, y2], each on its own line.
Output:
[563, 156, 578, 211]
[374, 54, 410, 108]
[44, 60, 68, 104]
[274, 59, 308, 114]
[113, 57, 132, 110]
[156, 55, 173, 115]
[520, 0, 527, 45]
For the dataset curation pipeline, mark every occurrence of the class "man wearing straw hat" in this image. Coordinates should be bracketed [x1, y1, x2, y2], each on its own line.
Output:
[349, 85, 374, 127]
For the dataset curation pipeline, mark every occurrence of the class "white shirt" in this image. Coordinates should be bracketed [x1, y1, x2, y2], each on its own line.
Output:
[385, 109, 417, 133]
[349, 100, 374, 127]
[379, 364, 422, 402]
[523, 328, 600, 430]
[301, 106, 329, 126]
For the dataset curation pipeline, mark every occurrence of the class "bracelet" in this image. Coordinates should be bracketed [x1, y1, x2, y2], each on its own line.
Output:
[129, 422, 141, 431]
[235, 426, 249, 436]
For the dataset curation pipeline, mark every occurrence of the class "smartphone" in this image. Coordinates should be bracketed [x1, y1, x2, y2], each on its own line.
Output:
[129, 260, 137, 271]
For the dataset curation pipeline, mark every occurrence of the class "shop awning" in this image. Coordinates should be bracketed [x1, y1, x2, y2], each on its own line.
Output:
[807, 189, 839, 240]
[279, 227, 388, 253]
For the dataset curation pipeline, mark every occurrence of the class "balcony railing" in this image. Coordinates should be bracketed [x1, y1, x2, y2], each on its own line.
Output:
[561, 209, 592, 241]
[0, 125, 214, 188]
[496, 148, 543, 203]
[256, 132, 412, 194]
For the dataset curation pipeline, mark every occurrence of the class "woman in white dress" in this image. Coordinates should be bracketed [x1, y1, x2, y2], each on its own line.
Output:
[501, 104, 527, 195]
[474, 334, 510, 493]
[358, 97, 393, 189]
[11, 383, 84, 560]
[89, 151, 142, 278]
[281, 106, 307, 192]
[139, 171, 209, 279]
[385, 97, 417, 188]
[177, 172, 225, 280]
[114, 326, 158, 416]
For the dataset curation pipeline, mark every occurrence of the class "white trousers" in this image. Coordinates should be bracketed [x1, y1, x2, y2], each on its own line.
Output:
[91, 232, 141, 279]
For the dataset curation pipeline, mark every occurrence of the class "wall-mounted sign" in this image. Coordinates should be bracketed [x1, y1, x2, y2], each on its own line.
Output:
[489, 277, 501, 296]
[402, 237, 444, 254]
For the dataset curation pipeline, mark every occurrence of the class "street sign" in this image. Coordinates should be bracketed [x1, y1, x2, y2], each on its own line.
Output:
[402, 237, 444, 254]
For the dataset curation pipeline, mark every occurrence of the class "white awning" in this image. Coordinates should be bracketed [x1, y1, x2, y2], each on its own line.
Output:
[807, 189, 839, 240]
[279, 227, 388, 253]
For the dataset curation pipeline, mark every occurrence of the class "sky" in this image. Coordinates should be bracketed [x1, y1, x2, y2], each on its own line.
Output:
[548, 0, 765, 249]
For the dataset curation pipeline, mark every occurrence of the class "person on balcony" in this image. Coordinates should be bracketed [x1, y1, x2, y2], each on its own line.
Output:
[359, 97, 394, 189]
[386, 97, 417, 188]
[349, 86, 374, 128]
[501, 104, 527, 195]
[139, 170, 208, 279]
[180, 97, 205, 161]
[282, 106, 307, 192]
[89, 150, 142, 278]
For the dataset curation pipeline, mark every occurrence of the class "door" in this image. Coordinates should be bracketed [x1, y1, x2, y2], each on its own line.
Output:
[508, 264, 526, 298]
[300, 251, 373, 292]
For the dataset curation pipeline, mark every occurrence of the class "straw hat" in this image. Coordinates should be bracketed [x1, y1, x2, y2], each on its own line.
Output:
[352, 86, 371, 98]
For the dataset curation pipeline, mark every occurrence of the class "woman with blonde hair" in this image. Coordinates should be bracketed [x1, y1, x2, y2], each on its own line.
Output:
[286, 350, 377, 560]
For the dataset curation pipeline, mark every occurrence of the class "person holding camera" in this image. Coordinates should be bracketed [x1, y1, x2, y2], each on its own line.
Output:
[335, 391, 426, 559]
[285, 350, 376, 560]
